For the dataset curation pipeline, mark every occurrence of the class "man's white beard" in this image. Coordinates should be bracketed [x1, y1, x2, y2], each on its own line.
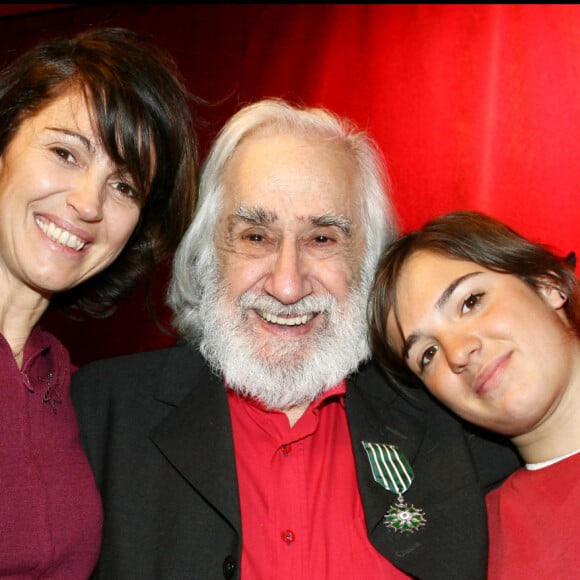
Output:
[197, 269, 371, 411]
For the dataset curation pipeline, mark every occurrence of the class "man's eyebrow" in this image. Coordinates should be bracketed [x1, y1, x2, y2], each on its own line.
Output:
[231, 207, 352, 236]
[312, 214, 353, 236]
[46, 127, 94, 152]
[401, 270, 483, 361]
[233, 206, 277, 225]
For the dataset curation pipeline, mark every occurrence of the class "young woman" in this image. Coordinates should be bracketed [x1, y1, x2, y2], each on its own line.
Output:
[0, 28, 198, 577]
[370, 210, 580, 579]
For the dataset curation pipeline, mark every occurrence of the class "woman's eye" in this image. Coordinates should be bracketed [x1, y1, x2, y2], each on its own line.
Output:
[113, 181, 138, 199]
[52, 147, 76, 164]
[461, 293, 483, 314]
[419, 345, 439, 371]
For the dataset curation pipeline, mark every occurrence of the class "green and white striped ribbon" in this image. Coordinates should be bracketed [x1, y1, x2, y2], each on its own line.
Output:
[362, 441, 414, 495]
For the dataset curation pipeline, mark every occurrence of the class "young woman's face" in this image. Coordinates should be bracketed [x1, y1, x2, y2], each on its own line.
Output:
[0, 89, 141, 299]
[387, 250, 577, 437]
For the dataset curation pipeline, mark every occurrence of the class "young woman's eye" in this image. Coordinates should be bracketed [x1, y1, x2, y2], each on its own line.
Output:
[419, 345, 439, 371]
[461, 293, 484, 314]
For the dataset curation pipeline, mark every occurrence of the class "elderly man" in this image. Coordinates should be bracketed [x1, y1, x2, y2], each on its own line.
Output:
[72, 99, 519, 579]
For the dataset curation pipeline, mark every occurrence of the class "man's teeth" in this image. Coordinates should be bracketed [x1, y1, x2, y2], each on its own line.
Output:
[36, 218, 86, 251]
[259, 311, 315, 326]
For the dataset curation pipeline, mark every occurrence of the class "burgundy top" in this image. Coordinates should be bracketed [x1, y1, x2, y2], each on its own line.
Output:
[0, 326, 103, 578]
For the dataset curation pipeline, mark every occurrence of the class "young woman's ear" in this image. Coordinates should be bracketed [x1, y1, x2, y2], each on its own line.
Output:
[537, 275, 567, 310]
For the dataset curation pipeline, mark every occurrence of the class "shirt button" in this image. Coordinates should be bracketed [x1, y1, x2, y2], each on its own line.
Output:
[281, 529, 296, 544]
[281, 444, 292, 455]
[222, 555, 237, 578]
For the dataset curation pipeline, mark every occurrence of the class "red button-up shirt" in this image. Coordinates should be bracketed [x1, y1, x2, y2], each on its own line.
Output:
[228, 381, 410, 579]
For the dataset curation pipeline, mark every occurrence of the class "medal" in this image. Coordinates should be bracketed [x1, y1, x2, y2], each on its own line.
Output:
[362, 441, 427, 534]
[383, 494, 427, 533]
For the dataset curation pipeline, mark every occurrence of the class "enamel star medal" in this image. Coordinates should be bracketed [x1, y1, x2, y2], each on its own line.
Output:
[362, 441, 427, 533]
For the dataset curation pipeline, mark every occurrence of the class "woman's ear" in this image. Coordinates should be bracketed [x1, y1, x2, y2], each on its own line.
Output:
[537, 276, 567, 310]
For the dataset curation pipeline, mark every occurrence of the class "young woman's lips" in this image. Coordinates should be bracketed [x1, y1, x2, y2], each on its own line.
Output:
[473, 353, 511, 395]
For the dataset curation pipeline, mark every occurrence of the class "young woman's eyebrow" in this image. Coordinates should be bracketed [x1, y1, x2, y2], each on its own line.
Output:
[402, 333, 418, 361]
[435, 271, 483, 310]
[401, 270, 484, 360]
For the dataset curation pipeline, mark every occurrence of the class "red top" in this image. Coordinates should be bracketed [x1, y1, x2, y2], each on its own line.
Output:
[486, 451, 580, 579]
[228, 382, 411, 579]
[0, 326, 102, 578]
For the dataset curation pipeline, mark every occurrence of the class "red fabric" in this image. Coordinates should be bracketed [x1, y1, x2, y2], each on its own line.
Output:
[0, 4, 576, 365]
[0, 326, 102, 577]
[227, 383, 410, 579]
[486, 452, 580, 579]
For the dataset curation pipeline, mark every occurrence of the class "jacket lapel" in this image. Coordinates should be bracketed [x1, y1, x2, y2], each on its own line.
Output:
[149, 345, 241, 534]
[347, 363, 490, 579]
[346, 364, 427, 539]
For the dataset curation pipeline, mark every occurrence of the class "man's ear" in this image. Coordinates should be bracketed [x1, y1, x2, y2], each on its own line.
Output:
[537, 275, 567, 310]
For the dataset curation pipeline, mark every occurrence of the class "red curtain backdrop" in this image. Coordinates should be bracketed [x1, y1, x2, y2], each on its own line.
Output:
[1, 4, 577, 366]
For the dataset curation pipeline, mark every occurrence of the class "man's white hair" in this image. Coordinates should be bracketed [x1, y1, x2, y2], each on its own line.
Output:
[168, 98, 398, 345]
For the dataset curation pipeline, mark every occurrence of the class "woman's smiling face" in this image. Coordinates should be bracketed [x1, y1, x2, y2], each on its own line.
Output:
[0, 88, 141, 299]
[387, 249, 575, 436]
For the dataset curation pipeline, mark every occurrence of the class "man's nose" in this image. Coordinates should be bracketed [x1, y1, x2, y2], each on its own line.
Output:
[264, 240, 312, 305]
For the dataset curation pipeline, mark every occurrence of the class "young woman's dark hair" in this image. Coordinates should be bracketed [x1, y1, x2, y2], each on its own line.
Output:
[370, 210, 579, 379]
[0, 27, 199, 316]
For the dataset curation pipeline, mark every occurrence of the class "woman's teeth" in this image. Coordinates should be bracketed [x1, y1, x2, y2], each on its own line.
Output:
[36, 217, 86, 251]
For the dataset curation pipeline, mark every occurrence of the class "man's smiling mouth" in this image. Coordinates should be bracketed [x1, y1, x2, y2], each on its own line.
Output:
[257, 311, 315, 326]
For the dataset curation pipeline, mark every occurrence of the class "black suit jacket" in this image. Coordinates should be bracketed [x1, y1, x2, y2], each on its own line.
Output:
[72, 342, 520, 580]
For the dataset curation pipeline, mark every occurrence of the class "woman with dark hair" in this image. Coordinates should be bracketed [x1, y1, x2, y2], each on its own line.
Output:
[0, 27, 198, 577]
[370, 210, 580, 578]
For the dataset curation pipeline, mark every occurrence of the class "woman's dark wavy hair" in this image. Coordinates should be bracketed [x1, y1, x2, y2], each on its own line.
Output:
[0, 27, 199, 317]
[370, 210, 579, 381]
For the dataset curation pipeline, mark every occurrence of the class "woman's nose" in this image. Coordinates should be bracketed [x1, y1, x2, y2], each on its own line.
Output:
[66, 177, 105, 222]
[445, 333, 481, 373]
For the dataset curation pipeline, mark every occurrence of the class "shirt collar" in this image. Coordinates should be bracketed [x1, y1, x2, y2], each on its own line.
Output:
[226, 379, 347, 413]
